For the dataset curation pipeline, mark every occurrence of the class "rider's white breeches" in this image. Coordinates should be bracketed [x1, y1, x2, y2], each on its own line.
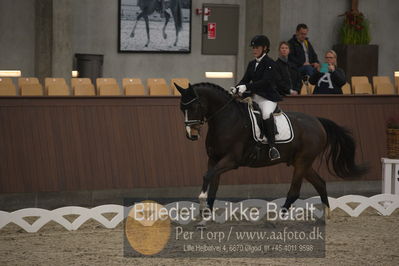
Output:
[252, 94, 277, 120]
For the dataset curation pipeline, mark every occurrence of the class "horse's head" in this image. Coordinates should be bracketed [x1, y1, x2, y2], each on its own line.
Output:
[175, 83, 205, 141]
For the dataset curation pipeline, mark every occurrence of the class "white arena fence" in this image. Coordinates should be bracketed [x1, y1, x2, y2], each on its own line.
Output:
[1, 194, 398, 233]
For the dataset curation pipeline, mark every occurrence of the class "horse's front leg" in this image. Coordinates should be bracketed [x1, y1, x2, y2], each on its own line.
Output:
[130, 12, 144, 38]
[143, 15, 150, 47]
[198, 159, 216, 211]
[206, 174, 221, 210]
[174, 31, 179, 46]
[197, 156, 236, 229]
[198, 156, 237, 211]
[162, 11, 171, 39]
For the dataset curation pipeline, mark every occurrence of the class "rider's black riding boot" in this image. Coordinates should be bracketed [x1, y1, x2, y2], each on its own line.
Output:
[263, 116, 281, 160]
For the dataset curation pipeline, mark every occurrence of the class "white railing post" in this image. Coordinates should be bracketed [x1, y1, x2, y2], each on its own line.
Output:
[395, 163, 399, 195]
[381, 158, 399, 195]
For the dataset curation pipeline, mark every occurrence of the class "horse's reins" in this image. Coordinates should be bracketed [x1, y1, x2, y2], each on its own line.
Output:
[204, 97, 235, 123]
[181, 89, 235, 126]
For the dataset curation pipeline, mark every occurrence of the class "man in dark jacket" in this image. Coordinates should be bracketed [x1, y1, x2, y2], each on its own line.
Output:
[232, 35, 282, 160]
[288, 24, 319, 79]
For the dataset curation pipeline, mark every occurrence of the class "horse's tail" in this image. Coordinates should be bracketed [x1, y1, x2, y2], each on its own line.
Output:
[318, 117, 368, 178]
[174, 0, 183, 31]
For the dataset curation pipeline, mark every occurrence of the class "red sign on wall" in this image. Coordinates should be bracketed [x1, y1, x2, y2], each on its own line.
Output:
[207, 23, 216, 39]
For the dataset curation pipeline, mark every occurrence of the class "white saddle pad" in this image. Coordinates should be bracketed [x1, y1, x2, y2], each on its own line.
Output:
[248, 105, 294, 144]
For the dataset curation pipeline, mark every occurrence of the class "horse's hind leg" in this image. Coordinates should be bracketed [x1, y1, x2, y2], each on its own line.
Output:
[283, 161, 311, 210]
[304, 168, 330, 208]
[305, 168, 331, 218]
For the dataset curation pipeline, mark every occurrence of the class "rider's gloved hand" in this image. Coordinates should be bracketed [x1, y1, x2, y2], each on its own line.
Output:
[230, 85, 247, 95]
[236, 85, 247, 95]
[229, 87, 236, 95]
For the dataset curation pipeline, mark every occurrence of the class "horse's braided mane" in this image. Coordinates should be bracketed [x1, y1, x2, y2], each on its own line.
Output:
[192, 82, 231, 99]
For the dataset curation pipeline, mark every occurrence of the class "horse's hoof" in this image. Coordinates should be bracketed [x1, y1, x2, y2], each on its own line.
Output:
[163, 33, 167, 39]
[325, 207, 331, 219]
[130, 33, 135, 38]
[281, 206, 289, 213]
[280, 206, 290, 219]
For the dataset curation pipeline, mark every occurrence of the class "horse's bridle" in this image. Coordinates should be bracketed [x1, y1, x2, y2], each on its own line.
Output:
[181, 88, 235, 127]
[181, 98, 203, 128]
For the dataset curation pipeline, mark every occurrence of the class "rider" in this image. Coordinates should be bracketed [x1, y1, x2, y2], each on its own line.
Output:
[232, 35, 282, 160]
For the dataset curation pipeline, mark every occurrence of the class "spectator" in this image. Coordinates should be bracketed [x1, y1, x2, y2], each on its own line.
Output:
[288, 24, 319, 80]
[310, 50, 346, 94]
[275, 41, 302, 96]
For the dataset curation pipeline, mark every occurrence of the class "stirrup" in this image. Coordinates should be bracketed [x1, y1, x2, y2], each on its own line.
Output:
[269, 146, 280, 160]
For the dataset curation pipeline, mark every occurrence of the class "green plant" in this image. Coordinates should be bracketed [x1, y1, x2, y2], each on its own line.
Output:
[340, 10, 371, 44]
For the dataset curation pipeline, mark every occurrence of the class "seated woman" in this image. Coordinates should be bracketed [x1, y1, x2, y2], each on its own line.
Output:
[275, 41, 302, 96]
[310, 50, 346, 94]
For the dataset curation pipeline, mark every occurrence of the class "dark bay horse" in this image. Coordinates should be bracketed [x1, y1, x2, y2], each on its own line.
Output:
[175, 82, 368, 213]
[130, 0, 182, 47]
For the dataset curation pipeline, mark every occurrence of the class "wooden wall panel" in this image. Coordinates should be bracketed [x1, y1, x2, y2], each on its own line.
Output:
[0, 95, 398, 193]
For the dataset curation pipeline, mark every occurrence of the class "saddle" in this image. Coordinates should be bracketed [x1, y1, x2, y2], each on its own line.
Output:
[240, 97, 294, 145]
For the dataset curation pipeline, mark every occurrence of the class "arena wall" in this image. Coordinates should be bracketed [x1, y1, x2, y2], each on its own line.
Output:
[0, 95, 398, 194]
